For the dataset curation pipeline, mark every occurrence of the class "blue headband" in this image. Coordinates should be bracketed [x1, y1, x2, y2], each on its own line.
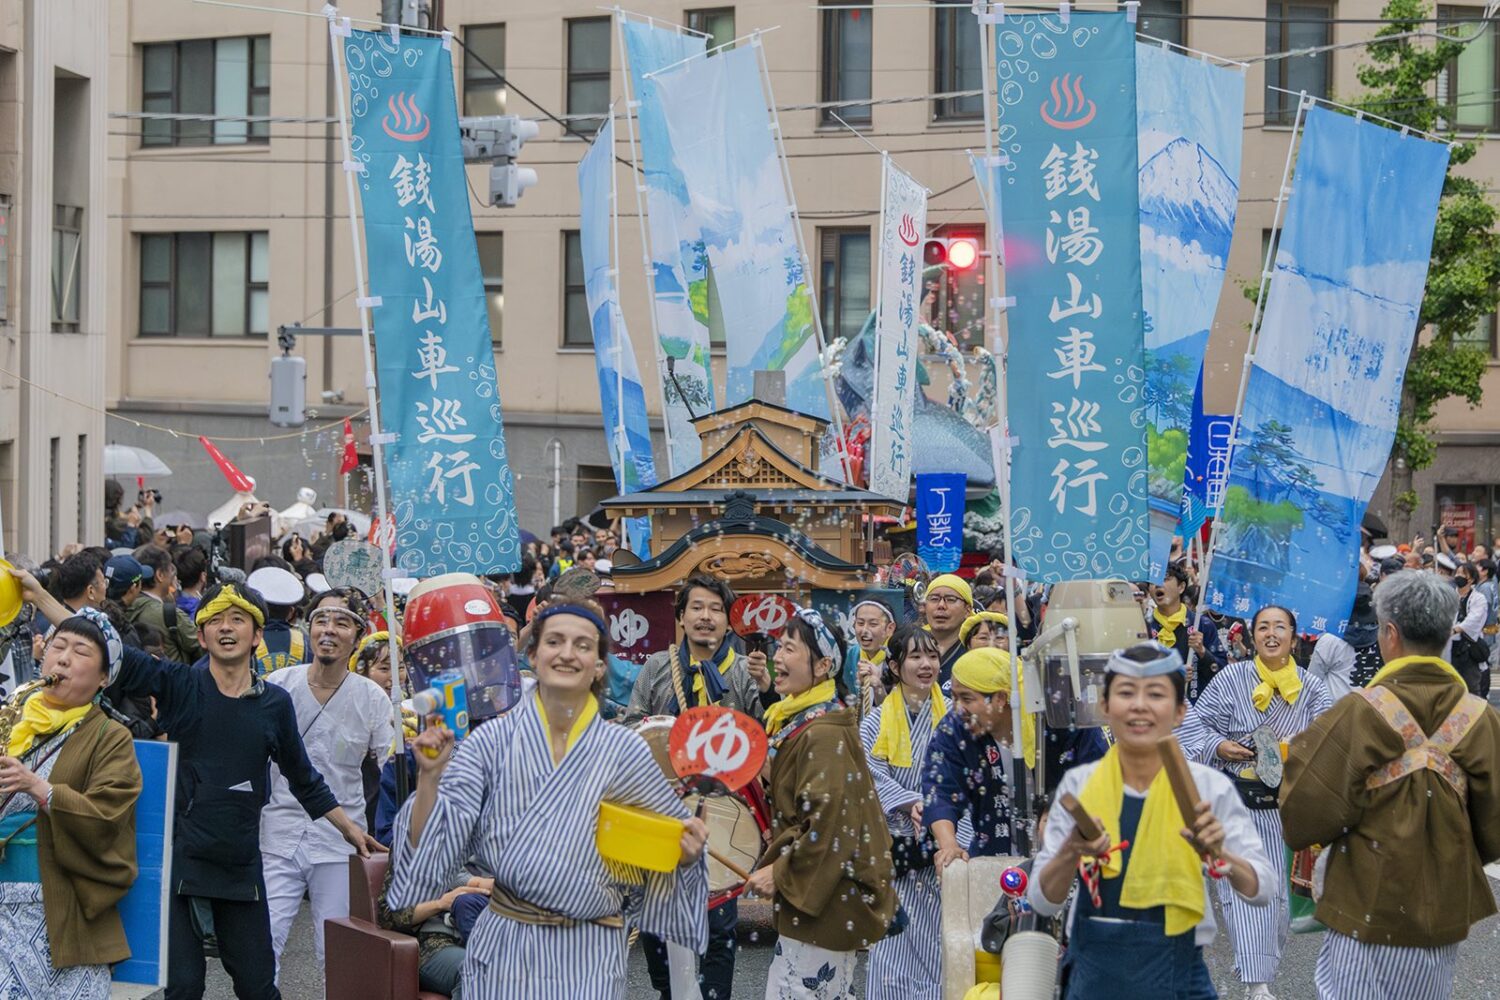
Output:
[533, 603, 609, 644]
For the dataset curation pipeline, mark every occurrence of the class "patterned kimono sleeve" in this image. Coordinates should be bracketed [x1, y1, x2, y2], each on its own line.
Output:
[858, 710, 922, 816]
[1180, 668, 1240, 765]
[606, 734, 709, 953]
[388, 723, 497, 910]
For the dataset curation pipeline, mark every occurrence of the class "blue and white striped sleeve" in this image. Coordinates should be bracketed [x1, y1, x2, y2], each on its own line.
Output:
[387, 723, 495, 910]
[1181, 671, 1237, 765]
[1200, 767, 1272, 907]
[858, 710, 921, 815]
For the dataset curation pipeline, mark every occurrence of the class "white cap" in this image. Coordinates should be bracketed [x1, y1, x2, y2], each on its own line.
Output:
[391, 576, 419, 597]
[246, 566, 305, 606]
[1436, 552, 1458, 572]
[594, 558, 613, 577]
[305, 573, 331, 594]
[1369, 544, 1398, 561]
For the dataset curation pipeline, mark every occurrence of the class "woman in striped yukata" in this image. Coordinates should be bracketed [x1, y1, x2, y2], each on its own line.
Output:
[389, 603, 710, 1000]
[1179, 605, 1332, 1000]
[859, 624, 947, 1000]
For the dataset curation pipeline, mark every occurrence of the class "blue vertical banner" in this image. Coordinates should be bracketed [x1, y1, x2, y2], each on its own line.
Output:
[1179, 370, 1232, 542]
[917, 472, 966, 572]
[1206, 107, 1450, 632]
[578, 118, 655, 555]
[113, 740, 177, 988]
[1136, 43, 1244, 581]
[994, 12, 1148, 582]
[344, 30, 520, 574]
[620, 19, 715, 477]
[651, 45, 829, 419]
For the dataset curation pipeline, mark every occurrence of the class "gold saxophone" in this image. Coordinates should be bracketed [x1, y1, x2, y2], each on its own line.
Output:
[0, 677, 57, 751]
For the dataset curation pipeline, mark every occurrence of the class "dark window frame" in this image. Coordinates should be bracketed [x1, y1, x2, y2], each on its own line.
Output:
[566, 17, 612, 125]
[1437, 5, 1499, 133]
[462, 23, 507, 117]
[1134, 0, 1186, 48]
[934, 1, 982, 122]
[562, 229, 592, 348]
[821, 3, 872, 125]
[819, 226, 872, 342]
[138, 231, 268, 338]
[140, 36, 271, 148]
[685, 7, 736, 53]
[52, 204, 83, 332]
[1264, 3, 1334, 126]
[476, 230, 504, 346]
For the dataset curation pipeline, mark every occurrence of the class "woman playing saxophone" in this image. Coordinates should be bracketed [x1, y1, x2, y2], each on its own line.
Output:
[0, 607, 143, 998]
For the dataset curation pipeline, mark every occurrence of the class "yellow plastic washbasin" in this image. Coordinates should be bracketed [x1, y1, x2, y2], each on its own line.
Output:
[0, 560, 20, 628]
[974, 949, 1002, 984]
[596, 801, 683, 872]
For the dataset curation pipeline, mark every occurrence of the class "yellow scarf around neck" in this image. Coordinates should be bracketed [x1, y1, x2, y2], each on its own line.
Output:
[871, 685, 947, 767]
[1368, 653, 1467, 689]
[1251, 656, 1302, 712]
[1153, 605, 1188, 649]
[534, 691, 598, 757]
[1077, 745, 1204, 936]
[864, 648, 887, 667]
[762, 678, 837, 736]
[8, 697, 91, 759]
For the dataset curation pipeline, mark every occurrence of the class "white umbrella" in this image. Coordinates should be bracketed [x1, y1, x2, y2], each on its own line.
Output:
[103, 444, 172, 478]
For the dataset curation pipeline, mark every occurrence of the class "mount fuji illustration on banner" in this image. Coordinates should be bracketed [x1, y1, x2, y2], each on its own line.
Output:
[1136, 43, 1245, 581]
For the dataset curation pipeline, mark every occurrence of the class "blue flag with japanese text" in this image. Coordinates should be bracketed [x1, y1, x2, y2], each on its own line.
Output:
[578, 117, 655, 556]
[344, 30, 520, 574]
[1179, 370, 1232, 542]
[994, 11, 1148, 582]
[1205, 107, 1449, 633]
[917, 472, 966, 573]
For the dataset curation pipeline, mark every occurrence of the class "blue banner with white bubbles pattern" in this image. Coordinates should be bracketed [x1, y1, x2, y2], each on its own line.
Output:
[345, 30, 520, 574]
[994, 11, 1149, 582]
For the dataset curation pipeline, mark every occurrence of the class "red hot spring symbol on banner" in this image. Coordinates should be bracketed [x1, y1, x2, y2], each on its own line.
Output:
[898, 213, 920, 247]
[730, 594, 796, 637]
[382, 92, 431, 142]
[1040, 73, 1096, 130]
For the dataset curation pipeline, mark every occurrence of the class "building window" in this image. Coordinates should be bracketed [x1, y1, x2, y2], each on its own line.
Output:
[1135, 0, 1185, 48]
[76, 434, 86, 545]
[462, 24, 506, 116]
[926, 223, 986, 349]
[576, 462, 619, 511]
[1264, 3, 1332, 126]
[142, 37, 270, 147]
[935, 1, 983, 121]
[821, 3, 872, 125]
[686, 8, 736, 52]
[1455, 309, 1499, 360]
[567, 18, 611, 125]
[52, 205, 82, 332]
[0, 194, 10, 324]
[139, 231, 268, 337]
[819, 228, 871, 342]
[477, 231, 503, 344]
[1438, 6, 1498, 132]
[563, 230, 592, 347]
[48, 437, 59, 558]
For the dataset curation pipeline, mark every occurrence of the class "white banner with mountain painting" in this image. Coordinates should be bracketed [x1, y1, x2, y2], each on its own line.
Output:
[651, 45, 828, 420]
[1205, 106, 1449, 634]
[1136, 44, 1244, 582]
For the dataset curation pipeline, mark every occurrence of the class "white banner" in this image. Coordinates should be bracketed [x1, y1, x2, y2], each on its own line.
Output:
[869, 157, 926, 502]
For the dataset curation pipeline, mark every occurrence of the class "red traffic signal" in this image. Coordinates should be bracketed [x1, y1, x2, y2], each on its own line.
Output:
[923, 237, 980, 270]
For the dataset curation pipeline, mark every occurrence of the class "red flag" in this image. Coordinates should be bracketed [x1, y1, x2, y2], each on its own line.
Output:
[340, 418, 358, 475]
[198, 437, 255, 493]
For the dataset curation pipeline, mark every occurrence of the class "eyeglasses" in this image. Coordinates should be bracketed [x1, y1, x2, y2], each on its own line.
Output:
[926, 594, 968, 607]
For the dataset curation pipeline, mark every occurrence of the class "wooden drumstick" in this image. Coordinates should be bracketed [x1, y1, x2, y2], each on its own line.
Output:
[707, 847, 752, 881]
[1058, 792, 1104, 842]
[1158, 735, 1231, 873]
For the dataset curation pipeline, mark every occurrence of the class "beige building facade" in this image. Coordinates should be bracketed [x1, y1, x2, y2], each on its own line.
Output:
[99, 0, 1500, 545]
[0, 0, 108, 558]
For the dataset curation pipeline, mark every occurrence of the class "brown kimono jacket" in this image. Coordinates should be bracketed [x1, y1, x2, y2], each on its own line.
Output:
[1281, 658, 1500, 947]
[766, 706, 896, 952]
[34, 706, 143, 968]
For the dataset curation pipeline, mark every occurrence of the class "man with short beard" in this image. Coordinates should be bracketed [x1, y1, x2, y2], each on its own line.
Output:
[261, 587, 394, 983]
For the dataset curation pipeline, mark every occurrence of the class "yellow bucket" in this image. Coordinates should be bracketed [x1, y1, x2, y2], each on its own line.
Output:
[974, 949, 1002, 983]
[596, 801, 683, 872]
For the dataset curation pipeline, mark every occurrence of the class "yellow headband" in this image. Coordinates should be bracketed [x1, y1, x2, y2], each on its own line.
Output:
[926, 574, 973, 607]
[195, 586, 265, 629]
[349, 630, 401, 672]
[959, 611, 1010, 646]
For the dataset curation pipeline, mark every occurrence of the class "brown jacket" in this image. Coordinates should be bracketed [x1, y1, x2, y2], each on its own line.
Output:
[1282, 658, 1500, 947]
[766, 707, 896, 952]
[36, 706, 143, 968]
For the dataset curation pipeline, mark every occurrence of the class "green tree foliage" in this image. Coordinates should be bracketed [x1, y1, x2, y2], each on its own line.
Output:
[1355, 0, 1500, 531]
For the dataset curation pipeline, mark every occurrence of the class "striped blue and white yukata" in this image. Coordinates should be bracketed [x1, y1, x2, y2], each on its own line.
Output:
[1178, 660, 1332, 987]
[388, 694, 708, 1000]
[859, 702, 943, 1000]
[1313, 931, 1460, 1000]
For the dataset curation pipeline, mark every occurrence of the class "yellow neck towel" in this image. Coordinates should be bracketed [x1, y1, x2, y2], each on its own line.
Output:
[689, 647, 736, 707]
[864, 648, 887, 667]
[1251, 656, 1302, 712]
[762, 678, 837, 736]
[1368, 653, 1467, 690]
[871, 685, 947, 767]
[8, 697, 91, 759]
[1077, 746, 1205, 936]
[534, 692, 598, 757]
[1153, 605, 1188, 649]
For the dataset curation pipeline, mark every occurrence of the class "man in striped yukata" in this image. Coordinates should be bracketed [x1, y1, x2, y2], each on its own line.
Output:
[1283, 570, 1500, 1000]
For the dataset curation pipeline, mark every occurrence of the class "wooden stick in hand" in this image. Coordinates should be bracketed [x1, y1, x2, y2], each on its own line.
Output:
[1059, 791, 1103, 842]
[709, 847, 752, 882]
[1157, 735, 1231, 875]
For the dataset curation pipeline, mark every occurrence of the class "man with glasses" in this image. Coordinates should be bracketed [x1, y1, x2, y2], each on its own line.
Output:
[923, 573, 974, 694]
[261, 587, 394, 983]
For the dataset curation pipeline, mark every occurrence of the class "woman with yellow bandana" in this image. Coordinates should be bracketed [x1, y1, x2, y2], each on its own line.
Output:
[859, 624, 947, 1000]
[1029, 643, 1273, 999]
[1178, 606, 1332, 1000]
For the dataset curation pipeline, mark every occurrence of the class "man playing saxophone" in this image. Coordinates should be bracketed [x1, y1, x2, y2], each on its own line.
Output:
[0, 606, 143, 998]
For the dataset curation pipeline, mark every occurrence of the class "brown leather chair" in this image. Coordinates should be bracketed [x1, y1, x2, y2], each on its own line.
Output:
[324, 854, 450, 1000]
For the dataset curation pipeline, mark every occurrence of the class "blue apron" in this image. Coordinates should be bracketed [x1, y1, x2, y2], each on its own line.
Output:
[1062, 794, 1216, 1000]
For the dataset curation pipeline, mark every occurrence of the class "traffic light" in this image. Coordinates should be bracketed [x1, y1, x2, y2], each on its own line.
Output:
[458, 115, 539, 207]
[923, 237, 979, 270]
